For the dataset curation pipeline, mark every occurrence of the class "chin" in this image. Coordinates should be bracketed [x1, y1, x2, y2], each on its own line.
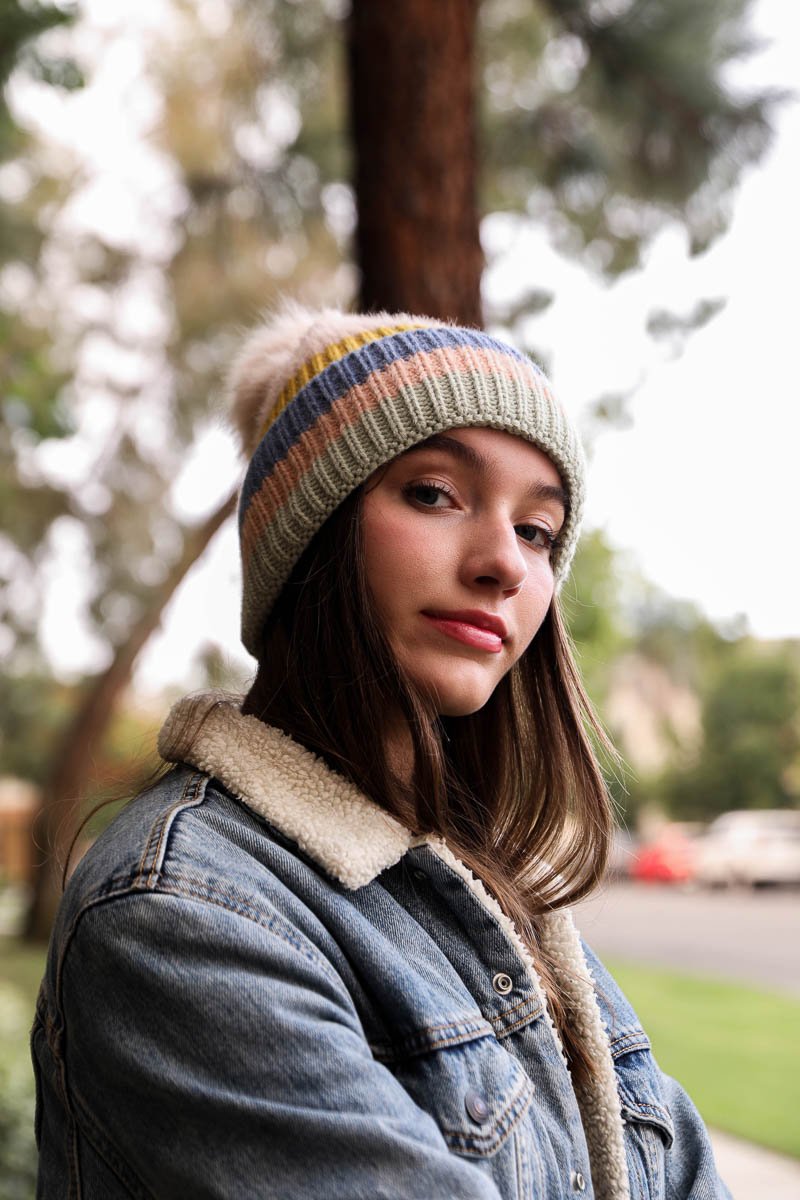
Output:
[418, 668, 501, 718]
[437, 696, 493, 718]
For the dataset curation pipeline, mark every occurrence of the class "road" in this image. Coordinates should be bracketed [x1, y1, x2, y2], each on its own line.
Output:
[573, 882, 800, 997]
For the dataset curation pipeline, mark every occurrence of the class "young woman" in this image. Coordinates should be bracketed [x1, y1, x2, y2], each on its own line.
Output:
[33, 306, 730, 1199]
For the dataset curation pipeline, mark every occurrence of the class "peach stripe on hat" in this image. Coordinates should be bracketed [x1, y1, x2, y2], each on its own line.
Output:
[240, 342, 551, 560]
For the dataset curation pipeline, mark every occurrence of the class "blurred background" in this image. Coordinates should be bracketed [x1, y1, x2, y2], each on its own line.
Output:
[1, 0, 798, 1194]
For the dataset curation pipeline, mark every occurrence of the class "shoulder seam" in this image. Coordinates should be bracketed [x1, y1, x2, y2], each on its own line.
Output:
[135, 770, 208, 887]
[63, 878, 345, 989]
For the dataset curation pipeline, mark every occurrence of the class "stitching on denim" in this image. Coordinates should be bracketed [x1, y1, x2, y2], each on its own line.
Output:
[71, 1083, 156, 1199]
[610, 1028, 650, 1056]
[150, 879, 345, 987]
[628, 1128, 647, 1199]
[136, 771, 195, 880]
[620, 1094, 673, 1138]
[490, 990, 537, 1020]
[401, 1013, 491, 1038]
[646, 1121, 662, 1185]
[514, 1119, 526, 1197]
[138, 772, 206, 887]
[369, 1021, 497, 1062]
[441, 1074, 534, 1156]
[492, 997, 543, 1038]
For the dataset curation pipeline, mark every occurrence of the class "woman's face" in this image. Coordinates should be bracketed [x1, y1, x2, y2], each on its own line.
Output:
[361, 427, 566, 717]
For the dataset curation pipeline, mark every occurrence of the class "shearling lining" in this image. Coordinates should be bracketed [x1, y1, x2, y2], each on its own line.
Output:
[158, 692, 630, 1200]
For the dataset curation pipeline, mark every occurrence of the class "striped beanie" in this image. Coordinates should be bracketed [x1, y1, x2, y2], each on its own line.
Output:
[228, 302, 586, 656]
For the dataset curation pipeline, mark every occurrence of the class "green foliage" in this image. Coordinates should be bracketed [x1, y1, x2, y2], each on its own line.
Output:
[609, 960, 800, 1158]
[0, 675, 74, 785]
[563, 528, 628, 702]
[480, 0, 777, 272]
[661, 644, 800, 817]
[0, 0, 81, 102]
[0, 939, 44, 1200]
[0, 669, 162, 809]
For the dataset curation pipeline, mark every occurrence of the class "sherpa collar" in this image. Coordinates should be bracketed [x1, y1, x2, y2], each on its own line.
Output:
[158, 692, 415, 888]
[158, 692, 630, 1200]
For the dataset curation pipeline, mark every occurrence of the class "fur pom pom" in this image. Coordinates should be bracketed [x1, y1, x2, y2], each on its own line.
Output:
[226, 300, 439, 457]
[226, 300, 319, 458]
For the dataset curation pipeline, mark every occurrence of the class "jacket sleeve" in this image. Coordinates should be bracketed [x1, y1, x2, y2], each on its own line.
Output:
[581, 942, 733, 1200]
[59, 890, 503, 1200]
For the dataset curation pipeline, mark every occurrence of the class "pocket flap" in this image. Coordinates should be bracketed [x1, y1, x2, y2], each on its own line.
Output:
[612, 1033, 675, 1147]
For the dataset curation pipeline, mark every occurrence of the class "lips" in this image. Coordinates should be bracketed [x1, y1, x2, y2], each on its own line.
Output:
[426, 610, 508, 638]
[422, 610, 508, 654]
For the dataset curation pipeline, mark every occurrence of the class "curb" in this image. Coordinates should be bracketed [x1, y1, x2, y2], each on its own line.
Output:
[710, 1129, 800, 1199]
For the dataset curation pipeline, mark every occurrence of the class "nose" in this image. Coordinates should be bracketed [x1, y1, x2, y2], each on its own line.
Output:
[462, 519, 527, 596]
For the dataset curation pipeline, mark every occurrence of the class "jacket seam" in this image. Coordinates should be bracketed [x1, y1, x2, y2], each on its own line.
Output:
[370, 1023, 496, 1062]
[492, 997, 544, 1038]
[619, 1093, 673, 1132]
[60, 877, 346, 992]
[70, 1083, 156, 1200]
[136, 770, 207, 887]
[610, 1029, 650, 1057]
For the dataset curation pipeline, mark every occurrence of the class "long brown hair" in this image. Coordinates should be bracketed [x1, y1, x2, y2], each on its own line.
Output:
[243, 486, 616, 1080]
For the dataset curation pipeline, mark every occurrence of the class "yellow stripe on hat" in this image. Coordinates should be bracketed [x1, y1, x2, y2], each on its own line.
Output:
[258, 324, 424, 443]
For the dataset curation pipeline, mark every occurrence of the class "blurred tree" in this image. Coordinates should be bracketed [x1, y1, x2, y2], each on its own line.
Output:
[562, 528, 628, 703]
[1, 0, 82, 648]
[0, 0, 781, 937]
[660, 645, 800, 818]
[481, 0, 775, 273]
[348, 0, 775, 324]
[348, 0, 483, 323]
[6, 1, 347, 937]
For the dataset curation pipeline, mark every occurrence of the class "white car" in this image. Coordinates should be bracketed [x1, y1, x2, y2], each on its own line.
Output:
[694, 809, 800, 887]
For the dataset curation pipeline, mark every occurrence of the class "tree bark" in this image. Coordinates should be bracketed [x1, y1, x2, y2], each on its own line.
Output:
[24, 490, 238, 941]
[348, 0, 483, 326]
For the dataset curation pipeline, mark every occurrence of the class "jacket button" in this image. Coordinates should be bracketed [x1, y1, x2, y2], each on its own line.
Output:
[492, 971, 514, 995]
[571, 1169, 587, 1191]
[464, 1089, 491, 1124]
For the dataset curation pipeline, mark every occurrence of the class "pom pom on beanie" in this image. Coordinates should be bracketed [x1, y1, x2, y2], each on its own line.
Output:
[228, 302, 586, 656]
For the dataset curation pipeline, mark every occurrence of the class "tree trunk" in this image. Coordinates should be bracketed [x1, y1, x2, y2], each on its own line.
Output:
[348, 0, 483, 326]
[24, 490, 238, 941]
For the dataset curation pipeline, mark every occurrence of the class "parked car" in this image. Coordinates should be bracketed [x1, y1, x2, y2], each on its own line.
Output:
[694, 809, 800, 887]
[630, 823, 700, 884]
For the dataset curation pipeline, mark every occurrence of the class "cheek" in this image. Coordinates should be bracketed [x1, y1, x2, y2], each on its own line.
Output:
[362, 501, 441, 596]
[362, 502, 416, 612]
[516, 575, 555, 651]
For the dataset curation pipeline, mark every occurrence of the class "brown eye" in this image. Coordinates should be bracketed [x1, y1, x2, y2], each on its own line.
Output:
[413, 485, 443, 506]
[402, 481, 455, 508]
[516, 524, 556, 551]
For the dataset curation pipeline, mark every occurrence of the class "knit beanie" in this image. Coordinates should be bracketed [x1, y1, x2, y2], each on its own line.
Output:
[228, 302, 586, 656]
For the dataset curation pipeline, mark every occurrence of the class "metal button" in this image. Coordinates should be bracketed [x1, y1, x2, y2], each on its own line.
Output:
[571, 1169, 587, 1192]
[464, 1089, 491, 1124]
[492, 971, 514, 995]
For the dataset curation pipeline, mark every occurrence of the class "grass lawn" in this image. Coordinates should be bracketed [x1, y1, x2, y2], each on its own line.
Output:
[608, 959, 800, 1160]
[0, 937, 45, 1200]
[0, 938, 46, 1006]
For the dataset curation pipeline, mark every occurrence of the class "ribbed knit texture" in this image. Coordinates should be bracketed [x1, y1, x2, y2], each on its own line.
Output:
[232, 313, 586, 656]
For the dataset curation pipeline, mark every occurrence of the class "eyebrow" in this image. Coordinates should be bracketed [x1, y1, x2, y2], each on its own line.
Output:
[402, 434, 569, 514]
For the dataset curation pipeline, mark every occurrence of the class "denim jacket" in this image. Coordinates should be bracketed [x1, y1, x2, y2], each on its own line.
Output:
[33, 694, 730, 1199]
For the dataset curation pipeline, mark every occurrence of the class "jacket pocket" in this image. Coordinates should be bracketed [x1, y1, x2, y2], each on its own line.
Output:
[389, 1031, 535, 1158]
[612, 1032, 674, 1200]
